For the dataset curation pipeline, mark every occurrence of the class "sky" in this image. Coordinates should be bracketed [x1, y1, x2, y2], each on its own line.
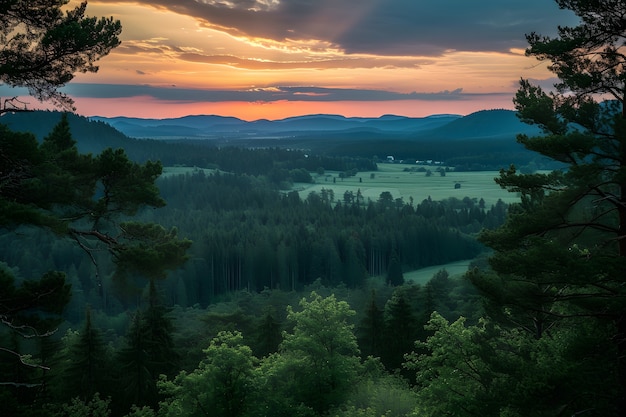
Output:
[2, 0, 580, 120]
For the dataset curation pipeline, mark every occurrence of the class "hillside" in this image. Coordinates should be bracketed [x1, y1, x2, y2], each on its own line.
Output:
[88, 109, 540, 141]
[2, 109, 538, 143]
[90, 113, 463, 138]
[419, 109, 541, 140]
[1, 109, 548, 169]
[0, 110, 133, 154]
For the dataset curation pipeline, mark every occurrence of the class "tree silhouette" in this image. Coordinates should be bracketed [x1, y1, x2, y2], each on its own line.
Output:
[0, 0, 121, 112]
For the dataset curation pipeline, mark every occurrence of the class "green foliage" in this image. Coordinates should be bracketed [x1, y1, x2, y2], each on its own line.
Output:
[386, 250, 404, 286]
[332, 406, 391, 417]
[381, 289, 418, 373]
[406, 313, 618, 417]
[146, 171, 493, 302]
[1, 116, 191, 298]
[253, 307, 282, 358]
[62, 307, 113, 401]
[337, 363, 417, 417]
[357, 291, 385, 359]
[464, 1, 626, 413]
[0, 265, 70, 406]
[117, 312, 156, 410]
[0, 267, 71, 323]
[123, 405, 155, 417]
[259, 293, 361, 415]
[407, 313, 508, 416]
[116, 279, 179, 410]
[113, 223, 191, 285]
[158, 330, 256, 417]
[0, 0, 121, 111]
[93, 148, 165, 222]
[48, 393, 112, 417]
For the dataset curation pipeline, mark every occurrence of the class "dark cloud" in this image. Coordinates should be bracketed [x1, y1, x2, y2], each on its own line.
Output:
[52, 83, 505, 102]
[97, 0, 579, 56]
[177, 52, 424, 70]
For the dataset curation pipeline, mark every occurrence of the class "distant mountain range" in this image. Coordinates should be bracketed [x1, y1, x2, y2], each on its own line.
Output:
[88, 109, 541, 140]
[1, 108, 541, 142]
[0, 109, 548, 169]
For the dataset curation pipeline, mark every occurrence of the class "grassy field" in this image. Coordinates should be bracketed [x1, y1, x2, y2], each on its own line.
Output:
[296, 163, 519, 208]
[402, 259, 474, 285]
[161, 166, 216, 177]
[161, 163, 522, 207]
[368, 259, 474, 287]
[163, 164, 500, 285]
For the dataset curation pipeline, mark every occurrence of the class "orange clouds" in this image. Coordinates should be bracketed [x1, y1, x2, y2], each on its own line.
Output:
[54, 1, 574, 119]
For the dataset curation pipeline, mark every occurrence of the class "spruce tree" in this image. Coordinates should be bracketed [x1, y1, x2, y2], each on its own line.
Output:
[386, 250, 404, 286]
[253, 307, 282, 358]
[116, 312, 156, 411]
[382, 290, 417, 373]
[115, 279, 179, 410]
[63, 306, 111, 401]
[357, 290, 385, 358]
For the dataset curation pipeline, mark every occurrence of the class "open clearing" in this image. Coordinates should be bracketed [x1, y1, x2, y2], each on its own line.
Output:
[161, 166, 216, 177]
[370, 259, 474, 286]
[163, 164, 522, 207]
[403, 259, 474, 285]
[163, 164, 500, 286]
[296, 163, 520, 207]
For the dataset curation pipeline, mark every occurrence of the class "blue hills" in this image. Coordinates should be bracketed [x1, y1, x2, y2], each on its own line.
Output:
[89, 109, 541, 140]
[1, 108, 541, 142]
[0, 109, 546, 170]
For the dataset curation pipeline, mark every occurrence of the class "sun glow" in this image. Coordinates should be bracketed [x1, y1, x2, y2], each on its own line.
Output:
[58, 1, 559, 119]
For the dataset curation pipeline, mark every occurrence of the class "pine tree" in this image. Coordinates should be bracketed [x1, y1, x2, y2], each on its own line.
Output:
[386, 250, 404, 286]
[382, 290, 417, 373]
[470, 1, 626, 413]
[116, 312, 157, 410]
[141, 280, 179, 379]
[115, 279, 180, 411]
[63, 306, 111, 401]
[0, 0, 121, 112]
[253, 307, 282, 358]
[357, 290, 385, 358]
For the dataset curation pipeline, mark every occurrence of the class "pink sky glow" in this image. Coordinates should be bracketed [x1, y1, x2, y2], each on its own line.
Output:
[1, 1, 579, 120]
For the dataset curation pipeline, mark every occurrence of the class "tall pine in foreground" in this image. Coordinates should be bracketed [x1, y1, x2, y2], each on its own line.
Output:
[1, 114, 190, 412]
[116, 280, 179, 412]
[63, 306, 111, 401]
[469, 0, 626, 414]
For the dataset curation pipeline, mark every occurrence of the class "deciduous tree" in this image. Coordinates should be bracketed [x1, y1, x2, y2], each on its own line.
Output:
[158, 330, 256, 417]
[260, 292, 361, 415]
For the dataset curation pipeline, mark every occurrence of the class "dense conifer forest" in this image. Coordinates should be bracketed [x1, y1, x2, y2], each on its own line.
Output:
[0, 114, 501, 416]
[2, 1, 626, 415]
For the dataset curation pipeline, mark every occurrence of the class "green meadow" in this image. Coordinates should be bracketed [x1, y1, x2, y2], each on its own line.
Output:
[163, 164, 508, 284]
[296, 163, 519, 208]
[162, 164, 521, 208]
[401, 259, 475, 284]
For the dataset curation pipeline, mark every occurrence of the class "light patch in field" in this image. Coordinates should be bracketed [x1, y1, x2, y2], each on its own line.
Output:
[402, 259, 474, 285]
[160, 166, 216, 177]
[298, 165, 519, 208]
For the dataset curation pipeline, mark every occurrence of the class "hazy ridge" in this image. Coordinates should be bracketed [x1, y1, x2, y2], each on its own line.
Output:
[0, 109, 546, 169]
[88, 109, 540, 139]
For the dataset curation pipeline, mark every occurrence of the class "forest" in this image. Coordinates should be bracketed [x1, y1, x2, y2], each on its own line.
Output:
[2, 1, 626, 416]
[0, 111, 505, 416]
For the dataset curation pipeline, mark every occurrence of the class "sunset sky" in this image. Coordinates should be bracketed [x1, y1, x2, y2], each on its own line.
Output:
[3, 0, 579, 120]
